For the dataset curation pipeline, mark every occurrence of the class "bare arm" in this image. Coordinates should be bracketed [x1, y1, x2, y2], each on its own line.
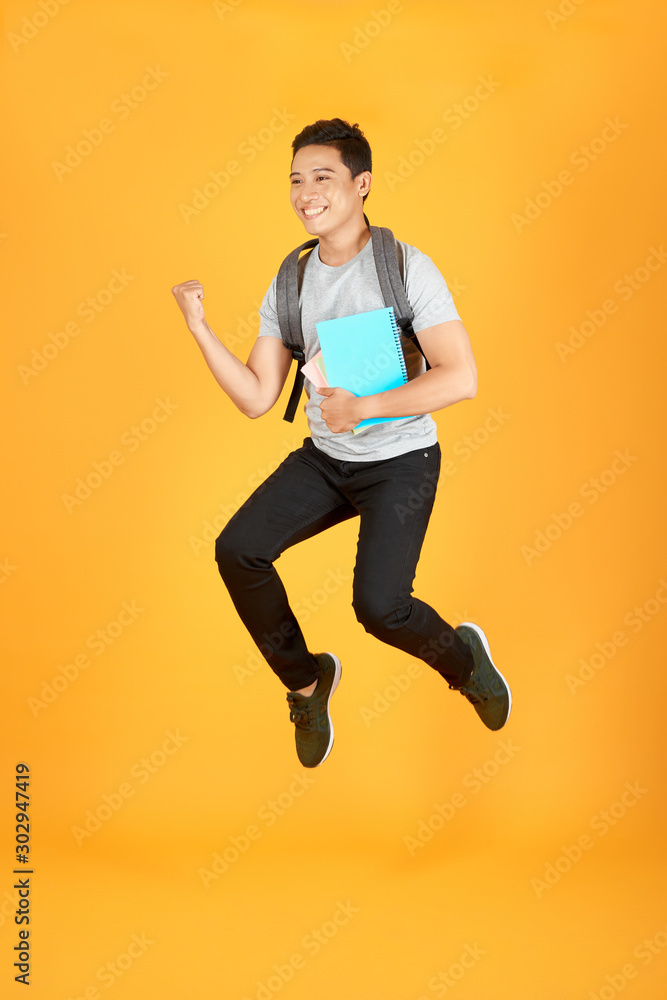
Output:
[171, 279, 292, 418]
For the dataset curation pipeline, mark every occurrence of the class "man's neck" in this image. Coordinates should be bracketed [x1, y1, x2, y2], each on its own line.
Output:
[317, 221, 371, 267]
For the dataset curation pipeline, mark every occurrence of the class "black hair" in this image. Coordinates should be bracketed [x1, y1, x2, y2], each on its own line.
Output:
[291, 118, 372, 221]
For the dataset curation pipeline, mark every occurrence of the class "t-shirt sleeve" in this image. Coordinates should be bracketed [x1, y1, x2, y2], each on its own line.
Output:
[402, 243, 461, 333]
[257, 275, 283, 339]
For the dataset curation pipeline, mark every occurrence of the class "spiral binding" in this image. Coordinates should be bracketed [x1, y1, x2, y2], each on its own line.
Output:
[389, 307, 409, 384]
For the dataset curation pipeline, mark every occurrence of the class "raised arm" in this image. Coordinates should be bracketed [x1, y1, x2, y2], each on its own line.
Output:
[171, 279, 292, 418]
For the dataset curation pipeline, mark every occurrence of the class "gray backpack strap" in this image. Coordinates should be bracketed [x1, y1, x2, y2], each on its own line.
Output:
[276, 238, 318, 352]
[370, 225, 430, 371]
[369, 225, 414, 328]
[276, 238, 318, 422]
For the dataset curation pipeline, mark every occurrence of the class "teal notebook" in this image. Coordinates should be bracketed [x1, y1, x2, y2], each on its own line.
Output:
[315, 306, 413, 432]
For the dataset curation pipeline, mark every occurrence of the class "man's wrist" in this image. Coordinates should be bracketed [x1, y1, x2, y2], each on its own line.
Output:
[356, 394, 376, 422]
[188, 317, 214, 341]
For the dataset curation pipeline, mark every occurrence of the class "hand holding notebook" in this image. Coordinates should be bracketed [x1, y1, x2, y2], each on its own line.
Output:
[301, 306, 414, 433]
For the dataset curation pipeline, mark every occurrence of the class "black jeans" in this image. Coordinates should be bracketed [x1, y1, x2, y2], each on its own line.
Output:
[215, 437, 474, 691]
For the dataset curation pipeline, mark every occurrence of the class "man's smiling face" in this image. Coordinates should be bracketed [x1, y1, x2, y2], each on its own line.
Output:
[289, 144, 371, 234]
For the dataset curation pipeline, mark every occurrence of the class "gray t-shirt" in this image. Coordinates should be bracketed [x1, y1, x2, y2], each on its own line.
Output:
[257, 235, 461, 461]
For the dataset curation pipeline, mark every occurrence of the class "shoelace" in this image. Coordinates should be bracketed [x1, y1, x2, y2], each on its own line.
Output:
[287, 696, 317, 731]
[459, 686, 488, 705]
[452, 670, 492, 704]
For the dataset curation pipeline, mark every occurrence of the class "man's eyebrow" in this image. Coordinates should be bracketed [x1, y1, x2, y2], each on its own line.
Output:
[289, 167, 337, 177]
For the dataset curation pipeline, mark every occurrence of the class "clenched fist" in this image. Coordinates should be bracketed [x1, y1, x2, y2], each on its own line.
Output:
[171, 279, 206, 329]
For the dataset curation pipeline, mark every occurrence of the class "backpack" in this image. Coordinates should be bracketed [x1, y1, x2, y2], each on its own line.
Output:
[275, 224, 430, 422]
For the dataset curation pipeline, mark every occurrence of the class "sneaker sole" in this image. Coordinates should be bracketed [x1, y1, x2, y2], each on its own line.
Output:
[458, 622, 512, 726]
[312, 651, 342, 768]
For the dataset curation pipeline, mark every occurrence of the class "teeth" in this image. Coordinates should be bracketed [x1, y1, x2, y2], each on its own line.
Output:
[304, 207, 326, 216]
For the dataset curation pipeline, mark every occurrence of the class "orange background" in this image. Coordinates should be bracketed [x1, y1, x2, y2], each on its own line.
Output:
[2, 1, 666, 997]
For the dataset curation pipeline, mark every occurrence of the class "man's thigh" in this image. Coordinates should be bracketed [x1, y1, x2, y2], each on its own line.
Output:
[350, 444, 441, 599]
[220, 440, 358, 560]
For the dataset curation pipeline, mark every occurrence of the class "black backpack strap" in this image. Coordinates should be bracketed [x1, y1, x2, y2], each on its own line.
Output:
[370, 225, 431, 371]
[276, 238, 318, 422]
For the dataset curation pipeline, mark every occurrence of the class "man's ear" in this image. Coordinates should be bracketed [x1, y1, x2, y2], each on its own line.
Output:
[358, 170, 372, 195]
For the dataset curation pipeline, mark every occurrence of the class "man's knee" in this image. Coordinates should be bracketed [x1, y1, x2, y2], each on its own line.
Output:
[214, 521, 243, 574]
[352, 591, 409, 637]
[215, 517, 274, 579]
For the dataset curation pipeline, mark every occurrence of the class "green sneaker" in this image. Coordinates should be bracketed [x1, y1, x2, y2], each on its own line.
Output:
[285, 652, 342, 768]
[454, 622, 511, 730]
